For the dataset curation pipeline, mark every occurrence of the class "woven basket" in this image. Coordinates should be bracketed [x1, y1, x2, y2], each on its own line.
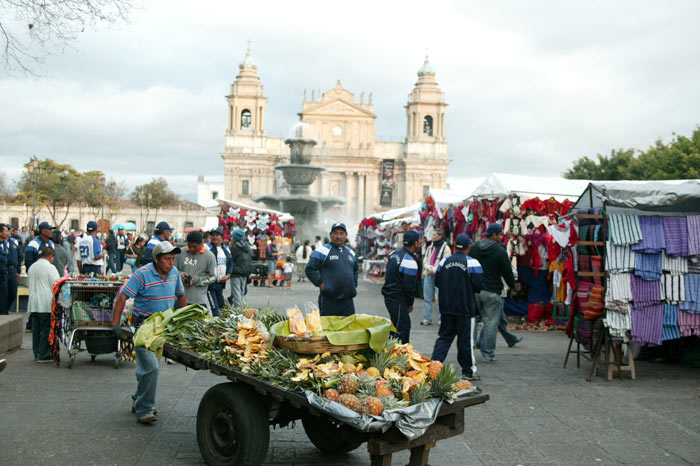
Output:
[273, 334, 369, 354]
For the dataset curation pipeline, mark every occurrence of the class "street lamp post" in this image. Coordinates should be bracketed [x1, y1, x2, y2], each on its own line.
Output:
[100, 176, 106, 237]
[27, 156, 41, 230]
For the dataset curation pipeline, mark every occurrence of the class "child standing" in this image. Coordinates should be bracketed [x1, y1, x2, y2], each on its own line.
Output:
[283, 257, 295, 288]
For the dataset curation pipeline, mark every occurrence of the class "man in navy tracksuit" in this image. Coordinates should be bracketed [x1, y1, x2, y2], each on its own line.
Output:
[305, 223, 358, 317]
[431, 234, 484, 380]
[381, 229, 420, 343]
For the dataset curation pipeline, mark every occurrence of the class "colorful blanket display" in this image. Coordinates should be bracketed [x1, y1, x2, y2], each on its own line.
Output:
[601, 214, 700, 346]
[356, 219, 402, 261]
[217, 203, 296, 242]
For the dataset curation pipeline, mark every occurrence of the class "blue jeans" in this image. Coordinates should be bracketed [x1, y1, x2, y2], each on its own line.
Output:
[31, 313, 51, 360]
[474, 309, 520, 348]
[106, 254, 117, 274]
[422, 274, 438, 322]
[230, 276, 246, 308]
[133, 346, 159, 416]
[476, 291, 503, 359]
[116, 249, 126, 272]
[266, 260, 276, 275]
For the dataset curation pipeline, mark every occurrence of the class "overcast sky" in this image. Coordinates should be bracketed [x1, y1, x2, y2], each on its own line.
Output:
[2, 0, 699, 202]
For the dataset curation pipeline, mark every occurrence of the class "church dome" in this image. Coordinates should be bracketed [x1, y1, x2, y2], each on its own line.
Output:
[418, 55, 434, 75]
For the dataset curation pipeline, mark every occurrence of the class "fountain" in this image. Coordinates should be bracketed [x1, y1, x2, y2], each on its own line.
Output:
[253, 123, 345, 241]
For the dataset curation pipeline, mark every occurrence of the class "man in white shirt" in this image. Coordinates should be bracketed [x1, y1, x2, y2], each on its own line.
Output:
[77, 221, 105, 276]
[314, 235, 323, 251]
[116, 227, 129, 272]
[28, 247, 60, 362]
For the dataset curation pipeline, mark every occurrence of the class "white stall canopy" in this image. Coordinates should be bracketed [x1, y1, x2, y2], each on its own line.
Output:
[470, 173, 589, 202]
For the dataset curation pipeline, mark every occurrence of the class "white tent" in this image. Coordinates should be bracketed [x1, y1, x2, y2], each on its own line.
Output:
[367, 203, 422, 222]
[470, 173, 589, 202]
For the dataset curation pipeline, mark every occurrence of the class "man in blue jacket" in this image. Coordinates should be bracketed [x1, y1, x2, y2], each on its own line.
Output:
[0, 224, 22, 315]
[431, 234, 483, 380]
[24, 222, 55, 271]
[142, 221, 174, 265]
[305, 223, 358, 316]
[381, 229, 420, 343]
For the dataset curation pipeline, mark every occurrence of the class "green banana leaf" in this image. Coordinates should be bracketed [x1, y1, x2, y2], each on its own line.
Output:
[133, 304, 208, 358]
[270, 313, 392, 353]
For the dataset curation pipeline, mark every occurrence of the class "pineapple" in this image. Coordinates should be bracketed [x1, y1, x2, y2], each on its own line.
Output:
[338, 393, 362, 412]
[454, 380, 473, 391]
[336, 374, 360, 394]
[370, 350, 394, 374]
[376, 385, 394, 398]
[429, 363, 460, 399]
[323, 388, 340, 401]
[359, 396, 384, 416]
[409, 382, 432, 405]
[427, 360, 443, 379]
[366, 367, 381, 378]
[380, 395, 409, 411]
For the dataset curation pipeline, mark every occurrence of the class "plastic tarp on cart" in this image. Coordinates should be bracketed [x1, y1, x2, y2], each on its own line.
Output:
[470, 173, 589, 202]
[570, 180, 700, 215]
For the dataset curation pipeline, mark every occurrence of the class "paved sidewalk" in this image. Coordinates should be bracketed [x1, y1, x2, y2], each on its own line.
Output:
[1, 280, 699, 465]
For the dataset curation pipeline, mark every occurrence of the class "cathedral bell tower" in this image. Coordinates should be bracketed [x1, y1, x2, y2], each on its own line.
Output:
[405, 56, 447, 142]
[226, 47, 267, 138]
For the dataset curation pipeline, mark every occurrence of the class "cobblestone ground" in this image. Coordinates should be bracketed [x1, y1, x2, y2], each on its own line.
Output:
[1, 279, 699, 465]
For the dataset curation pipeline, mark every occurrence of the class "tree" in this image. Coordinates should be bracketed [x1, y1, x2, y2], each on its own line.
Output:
[0, 170, 11, 197]
[16, 158, 80, 229]
[0, 0, 135, 74]
[565, 127, 700, 180]
[130, 177, 177, 232]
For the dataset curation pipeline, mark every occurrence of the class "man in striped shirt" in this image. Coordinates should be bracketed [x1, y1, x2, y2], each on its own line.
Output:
[111, 241, 186, 424]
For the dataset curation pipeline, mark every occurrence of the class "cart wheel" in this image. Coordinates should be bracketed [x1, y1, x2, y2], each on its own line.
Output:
[91, 355, 96, 362]
[253, 280, 259, 287]
[196, 382, 270, 466]
[302, 414, 367, 453]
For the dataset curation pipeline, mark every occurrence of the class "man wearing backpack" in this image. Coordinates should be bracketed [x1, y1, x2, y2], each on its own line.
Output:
[229, 229, 252, 307]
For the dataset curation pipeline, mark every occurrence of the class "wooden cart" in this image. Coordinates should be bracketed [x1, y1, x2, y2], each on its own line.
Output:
[123, 329, 489, 465]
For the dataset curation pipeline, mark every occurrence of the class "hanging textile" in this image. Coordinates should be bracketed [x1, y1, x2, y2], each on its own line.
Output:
[660, 274, 685, 304]
[687, 216, 700, 256]
[661, 304, 681, 341]
[662, 217, 689, 257]
[630, 274, 661, 307]
[662, 253, 688, 275]
[606, 273, 633, 303]
[632, 216, 665, 253]
[606, 242, 635, 273]
[604, 308, 631, 340]
[608, 214, 643, 246]
[630, 304, 663, 346]
[634, 252, 663, 281]
[678, 310, 700, 337]
[679, 274, 700, 313]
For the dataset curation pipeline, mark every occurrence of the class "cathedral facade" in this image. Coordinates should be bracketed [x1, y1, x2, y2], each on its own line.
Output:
[221, 49, 449, 220]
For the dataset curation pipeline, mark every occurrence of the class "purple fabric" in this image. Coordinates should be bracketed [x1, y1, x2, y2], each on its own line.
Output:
[687, 216, 700, 256]
[679, 274, 700, 313]
[632, 216, 666, 253]
[678, 310, 700, 337]
[631, 304, 663, 346]
[630, 274, 661, 307]
[662, 217, 689, 257]
[634, 252, 662, 281]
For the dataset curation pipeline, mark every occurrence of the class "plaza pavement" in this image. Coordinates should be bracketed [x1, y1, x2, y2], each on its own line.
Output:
[1, 279, 699, 465]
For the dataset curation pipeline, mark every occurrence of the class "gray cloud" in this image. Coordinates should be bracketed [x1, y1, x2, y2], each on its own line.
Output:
[1, 0, 699, 201]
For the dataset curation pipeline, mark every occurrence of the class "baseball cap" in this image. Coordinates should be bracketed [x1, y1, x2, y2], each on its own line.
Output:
[485, 223, 503, 237]
[86, 221, 99, 232]
[210, 228, 223, 236]
[455, 233, 472, 250]
[403, 229, 420, 245]
[38, 221, 55, 230]
[153, 241, 181, 257]
[330, 222, 347, 233]
[232, 229, 245, 241]
[186, 230, 203, 243]
[156, 221, 174, 232]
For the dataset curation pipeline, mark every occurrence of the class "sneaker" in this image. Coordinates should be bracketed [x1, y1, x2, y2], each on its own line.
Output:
[482, 357, 496, 363]
[36, 358, 53, 363]
[137, 413, 157, 424]
[463, 375, 481, 381]
[165, 358, 174, 365]
[508, 336, 523, 348]
[0, 359, 5, 372]
[132, 399, 157, 415]
[420, 320, 432, 326]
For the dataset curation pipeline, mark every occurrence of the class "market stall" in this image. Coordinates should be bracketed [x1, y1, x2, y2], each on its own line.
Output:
[121, 305, 488, 465]
[564, 180, 700, 380]
[213, 198, 295, 242]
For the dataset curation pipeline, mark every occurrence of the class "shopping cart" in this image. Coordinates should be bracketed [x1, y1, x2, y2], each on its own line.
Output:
[57, 280, 126, 369]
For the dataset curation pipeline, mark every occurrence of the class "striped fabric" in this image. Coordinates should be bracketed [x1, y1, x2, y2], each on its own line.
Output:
[660, 274, 685, 303]
[688, 256, 700, 274]
[662, 217, 689, 257]
[687, 216, 700, 256]
[634, 251, 663, 281]
[604, 309, 631, 339]
[606, 273, 633, 303]
[608, 214, 643, 246]
[679, 274, 700, 313]
[632, 216, 666, 253]
[631, 304, 663, 346]
[662, 304, 681, 341]
[630, 274, 661, 307]
[606, 242, 636, 273]
[678, 310, 700, 337]
[662, 253, 688, 275]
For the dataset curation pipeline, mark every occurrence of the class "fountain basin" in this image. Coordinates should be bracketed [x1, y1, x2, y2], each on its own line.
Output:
[275, 164, 325, 194]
